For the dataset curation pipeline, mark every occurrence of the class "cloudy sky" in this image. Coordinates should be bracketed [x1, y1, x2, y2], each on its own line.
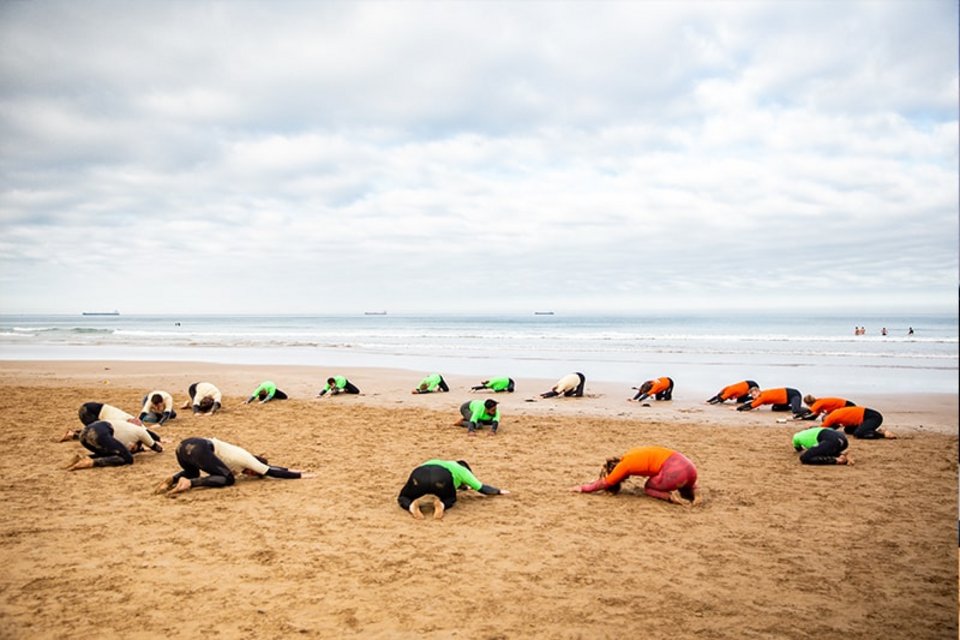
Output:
[1, 1, 957, 315]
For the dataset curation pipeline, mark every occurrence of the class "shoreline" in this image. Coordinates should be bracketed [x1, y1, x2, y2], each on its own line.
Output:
[2, 359, 956, 435]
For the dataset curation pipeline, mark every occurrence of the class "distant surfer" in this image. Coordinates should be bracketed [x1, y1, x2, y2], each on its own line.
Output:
[397, 459, 509, 520]
[540, 372, 586, 398]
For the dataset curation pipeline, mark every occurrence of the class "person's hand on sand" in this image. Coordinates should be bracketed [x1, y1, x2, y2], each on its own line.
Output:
[498, 489, 511, 495]
[836, 453, 854, 465]
[294, 471, 317, 478]
[486, 430, 497, 437]
[467, 431, 477, 437]
[568, 485, 584, 493]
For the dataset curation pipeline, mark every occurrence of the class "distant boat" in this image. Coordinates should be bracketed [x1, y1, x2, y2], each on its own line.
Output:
[533, 311, 555, 315]
[364, 311, 387, 316]
[82, 311, 119, 316]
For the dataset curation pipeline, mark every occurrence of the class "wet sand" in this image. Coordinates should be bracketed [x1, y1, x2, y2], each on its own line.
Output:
[0, 360, 956, 639]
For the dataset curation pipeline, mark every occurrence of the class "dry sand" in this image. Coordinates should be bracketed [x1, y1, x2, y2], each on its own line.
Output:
[0, 360, 956, 639]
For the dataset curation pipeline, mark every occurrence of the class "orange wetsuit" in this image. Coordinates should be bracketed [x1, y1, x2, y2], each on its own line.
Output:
[632, 377, 674, 401]
[739, 387, 803, 414]
[808, 397, 855, 418]
[707, 380, 758, 404]
[579, 446, 698, 501]
[822, 406, 885, 439]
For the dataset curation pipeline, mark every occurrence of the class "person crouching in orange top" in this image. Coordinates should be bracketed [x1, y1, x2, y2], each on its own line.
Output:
[737, 386, 804, 417]
[629, 377, 674, 402]
[798, 395, 856, 421]
[822, 406, 895, 439]
[570, 446, 700, 506]
[706, 380, 758, 405]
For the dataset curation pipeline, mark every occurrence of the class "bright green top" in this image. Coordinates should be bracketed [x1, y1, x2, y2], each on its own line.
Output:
[792, 427, 824, 450]
[249, 380, 277, 400]
[469, 399, 500, 423]
[323, 376, 347, 392]
[418, 373, 443, 392]
[485, 377, 511, 391]
[421, 459, 482, 490]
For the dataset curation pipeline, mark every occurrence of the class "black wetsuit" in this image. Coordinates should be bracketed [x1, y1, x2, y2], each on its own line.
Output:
[173, 437, 300, 489]
[78, 421, 161, 467]
[396, 464, 500, 511]
[798, 429, 849, 465]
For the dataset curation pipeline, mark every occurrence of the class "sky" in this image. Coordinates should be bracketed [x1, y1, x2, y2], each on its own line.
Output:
[0, 1, 957, 315]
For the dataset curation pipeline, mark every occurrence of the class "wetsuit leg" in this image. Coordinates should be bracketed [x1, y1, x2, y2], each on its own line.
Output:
[397, 465, 456, 510]
[572, 373, 586, 397]
[852, 409, 885, 439]
[507, 378, 515, 393]
[786, 389, 803, 415]
[656, 378, 674, 401]
[706, 393, 722, 404]
[343, 381, 360, 394]
[175, 438, 235, 488]
[438, 377, 450, 392]
[644, 453, 698, 501]
[273, 390, 288, 400]
[187, 383, 198, 402]
[80, 422, 134, 467]
[800, 430, 848, 464]
[458, 401, 474, 429]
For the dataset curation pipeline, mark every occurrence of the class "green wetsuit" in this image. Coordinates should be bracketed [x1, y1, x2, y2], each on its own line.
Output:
[249, 381, 278, 402]
[792, 426, 825, 450]
[486, 377, 512, 392]
[422, 459, 484, 490]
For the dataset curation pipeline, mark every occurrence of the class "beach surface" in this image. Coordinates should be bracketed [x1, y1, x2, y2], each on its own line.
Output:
[0, 360, 956, 639]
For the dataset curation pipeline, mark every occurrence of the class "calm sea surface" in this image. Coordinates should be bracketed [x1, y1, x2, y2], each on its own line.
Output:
[0, 313, 956, 395]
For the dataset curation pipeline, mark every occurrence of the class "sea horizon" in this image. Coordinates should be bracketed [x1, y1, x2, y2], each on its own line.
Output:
[1, 311, 956, 396]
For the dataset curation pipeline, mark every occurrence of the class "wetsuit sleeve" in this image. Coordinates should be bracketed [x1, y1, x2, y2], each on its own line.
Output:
[478, 483, 501, 495]
[158, 411, 171, 425]
[264, 466, 301, 479]
[602, 459, 633, 487]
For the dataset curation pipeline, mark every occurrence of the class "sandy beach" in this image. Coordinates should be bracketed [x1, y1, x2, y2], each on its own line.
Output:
[0, 360, 956, 639]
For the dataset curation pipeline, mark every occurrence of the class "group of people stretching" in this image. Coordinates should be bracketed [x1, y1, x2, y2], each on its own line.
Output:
[59, 371, 896, 517]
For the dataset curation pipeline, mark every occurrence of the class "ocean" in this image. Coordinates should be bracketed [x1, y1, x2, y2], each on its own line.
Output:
[0, 312, 956, 395]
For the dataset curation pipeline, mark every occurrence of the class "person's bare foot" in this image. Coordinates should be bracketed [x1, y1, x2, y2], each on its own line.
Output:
[667, 491, 689, 506]
[63, 453, 83, 469]
[58, 430, 77, 443]
[409, 503, 424, 520]
[837, 453, 854, 466]
[167, 477, 192, 495]
[690, 491, 703, 507]
[154, 477, 175, 494]
[66, 455, 94, 471]
[432, 497, 445, 520]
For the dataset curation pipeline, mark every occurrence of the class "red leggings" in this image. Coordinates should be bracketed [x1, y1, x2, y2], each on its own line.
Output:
[644, 453, 698, 501]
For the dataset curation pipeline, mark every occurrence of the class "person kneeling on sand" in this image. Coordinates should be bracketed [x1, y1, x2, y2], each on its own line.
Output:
[60, 401, 143, 442]
[540, 372, 585, 398]
[705, 380, 758, 405]
[412, 373, 450, 394]
[317, 376, 360, 397]
[155, 437, 315, 495]
[456, 399, 500, 436]
[737, 386, 804, 417]
[792, 426, 853, 465]
[397, 459, 510, 520]
[570, 446, 701, 506]
[470, 377, 515, 393]
[822, 406, 895, 439]
[245, 380, 288, 404]
[181, 382, 222, 415]
[139, 390, 177, 425]
[629, 376, 674, 402]
[65, 420, 163, 471]
[797, 395, 856, 421]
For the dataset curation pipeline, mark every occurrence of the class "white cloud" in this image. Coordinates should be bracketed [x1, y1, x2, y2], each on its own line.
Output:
[0, 0, 956, 314]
